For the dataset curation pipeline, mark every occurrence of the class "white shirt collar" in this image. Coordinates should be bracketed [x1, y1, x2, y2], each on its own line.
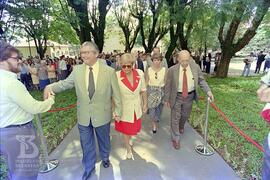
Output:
[0, 69, 18, 79]
[85, 60, 99, 70]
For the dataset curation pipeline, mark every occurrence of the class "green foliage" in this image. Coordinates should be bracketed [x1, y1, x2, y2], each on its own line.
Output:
[190, 76, 267, 179]
[48, 19, 80, 45]
[30, 89, 77, 153]
[0, 155, 7, 180]
[188, 1, 220, 52]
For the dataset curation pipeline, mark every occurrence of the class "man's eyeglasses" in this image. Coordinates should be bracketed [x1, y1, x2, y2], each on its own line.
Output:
[122, 64, 132, 69]
[9, 56, 21, 62]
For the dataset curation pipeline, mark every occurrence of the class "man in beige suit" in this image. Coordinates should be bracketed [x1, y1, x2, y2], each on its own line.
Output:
[164, 50, 214, 150]
[44, 42, 122, 180]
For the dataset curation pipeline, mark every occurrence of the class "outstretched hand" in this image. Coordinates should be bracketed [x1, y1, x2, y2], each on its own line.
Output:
[257, 84, 270, 102]
[44, 86, 55, 100]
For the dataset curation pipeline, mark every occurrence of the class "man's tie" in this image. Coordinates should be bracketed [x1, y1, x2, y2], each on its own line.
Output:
[88, 67, 95, 99]
[182, 68, 188, 98]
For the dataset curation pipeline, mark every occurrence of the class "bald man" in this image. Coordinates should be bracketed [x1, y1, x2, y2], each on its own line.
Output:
[164, 50, 214, 149]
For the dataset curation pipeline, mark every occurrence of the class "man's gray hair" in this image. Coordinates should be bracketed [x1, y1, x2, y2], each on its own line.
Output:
[81, 41, 99, 52]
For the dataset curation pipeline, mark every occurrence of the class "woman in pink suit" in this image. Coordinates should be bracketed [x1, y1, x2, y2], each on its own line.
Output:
[115, 53, 147, 159]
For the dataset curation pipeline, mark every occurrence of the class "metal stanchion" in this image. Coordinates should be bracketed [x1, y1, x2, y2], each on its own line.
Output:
[36, 114, 59, 173]
[195, 97, 214, 156]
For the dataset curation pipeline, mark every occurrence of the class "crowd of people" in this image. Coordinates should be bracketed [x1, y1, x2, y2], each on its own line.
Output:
[242, 50, 270, 77]
[0, 40, 268, 180]
[18, 48, 222, 95]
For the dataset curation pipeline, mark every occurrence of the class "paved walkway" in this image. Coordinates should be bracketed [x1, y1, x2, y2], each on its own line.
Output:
[38, 106, 239, 180]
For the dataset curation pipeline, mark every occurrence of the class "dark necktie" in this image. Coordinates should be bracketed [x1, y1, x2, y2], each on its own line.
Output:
[88, 67, 95, 99]
[182, 68, 188, 98]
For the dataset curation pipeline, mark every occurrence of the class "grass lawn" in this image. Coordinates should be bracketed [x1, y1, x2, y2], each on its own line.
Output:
[30, 89, 78, 153]
[190, 76, 268, 179]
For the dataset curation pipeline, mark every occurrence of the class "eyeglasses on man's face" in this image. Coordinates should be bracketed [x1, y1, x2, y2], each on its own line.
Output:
[9, 56, 21, 62]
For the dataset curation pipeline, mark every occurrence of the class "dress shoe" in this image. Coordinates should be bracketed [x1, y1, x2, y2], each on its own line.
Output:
[179, 128, 184, 134]
[152, 129, 157, 134]
[172, 140, 180, 150]
[82, 169, 95, 180]
[102, 160, 110, 168]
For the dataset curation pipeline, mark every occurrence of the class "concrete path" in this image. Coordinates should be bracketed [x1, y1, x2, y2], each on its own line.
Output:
[38, 106, 239, 180]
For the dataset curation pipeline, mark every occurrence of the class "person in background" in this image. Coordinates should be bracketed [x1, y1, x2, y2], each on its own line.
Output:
[263, 52, 270, 74]
[47, 60, 57, 83]
[145, 53, 167, 133]
[37, 60, 50, 90]
[20, 60, 31, 90]
[205, 52, 211, 74]
[242, 52, 254, 77]
[58, 56, 68, 80]
[105, 54, 112, 66]
[0, 41, 55, 180]
[255, 51, 266, 74]
[115, 53, 147, 159]
[133, 52, 145, 72]
[256, 71, 270, 180]
[28, 62, 39, 90]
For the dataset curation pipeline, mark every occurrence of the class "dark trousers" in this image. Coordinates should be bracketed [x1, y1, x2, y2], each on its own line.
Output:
[0, 122, 39, 180]
[78, 121, 111, 173]
[20, 74, 31, 90]
[255, 61, 263, 73]
[263, 137, 270, 180]
[206, 62, 211, 74]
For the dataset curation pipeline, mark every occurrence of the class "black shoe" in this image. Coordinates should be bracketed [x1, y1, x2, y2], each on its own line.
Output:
[152, 130, 157, 134]
[102, 160, 110, 168]
[82, 169, 95, 180]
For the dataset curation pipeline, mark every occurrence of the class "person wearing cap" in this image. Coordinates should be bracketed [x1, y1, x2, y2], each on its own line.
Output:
[164, 50, 214, 150]
[0, 41, 55, 180]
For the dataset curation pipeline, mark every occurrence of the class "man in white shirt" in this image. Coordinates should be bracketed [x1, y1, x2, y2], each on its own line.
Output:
[0, 41, 55, 180]
[164, 50, 214, 150]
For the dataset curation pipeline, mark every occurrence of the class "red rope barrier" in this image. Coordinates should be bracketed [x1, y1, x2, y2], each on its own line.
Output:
[48, 104, 76, 113]
[210, 102, 264, 153]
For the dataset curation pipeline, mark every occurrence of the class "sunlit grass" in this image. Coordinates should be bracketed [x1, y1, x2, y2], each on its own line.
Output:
[190, 76, 267, 179]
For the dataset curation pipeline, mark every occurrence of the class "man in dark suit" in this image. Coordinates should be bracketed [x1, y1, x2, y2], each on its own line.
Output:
[134, 58, 144, 72]
[164, 50, 214, 150]
[255, 51, 266, 74]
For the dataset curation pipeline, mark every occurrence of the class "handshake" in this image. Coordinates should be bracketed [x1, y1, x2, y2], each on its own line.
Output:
[43, 86, 55, 100]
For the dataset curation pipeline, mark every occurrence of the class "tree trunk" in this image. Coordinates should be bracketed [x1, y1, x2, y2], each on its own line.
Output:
[67, 0, 91, 44]
[216, 51, 233, 78]
[179, 37, 189, 51]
